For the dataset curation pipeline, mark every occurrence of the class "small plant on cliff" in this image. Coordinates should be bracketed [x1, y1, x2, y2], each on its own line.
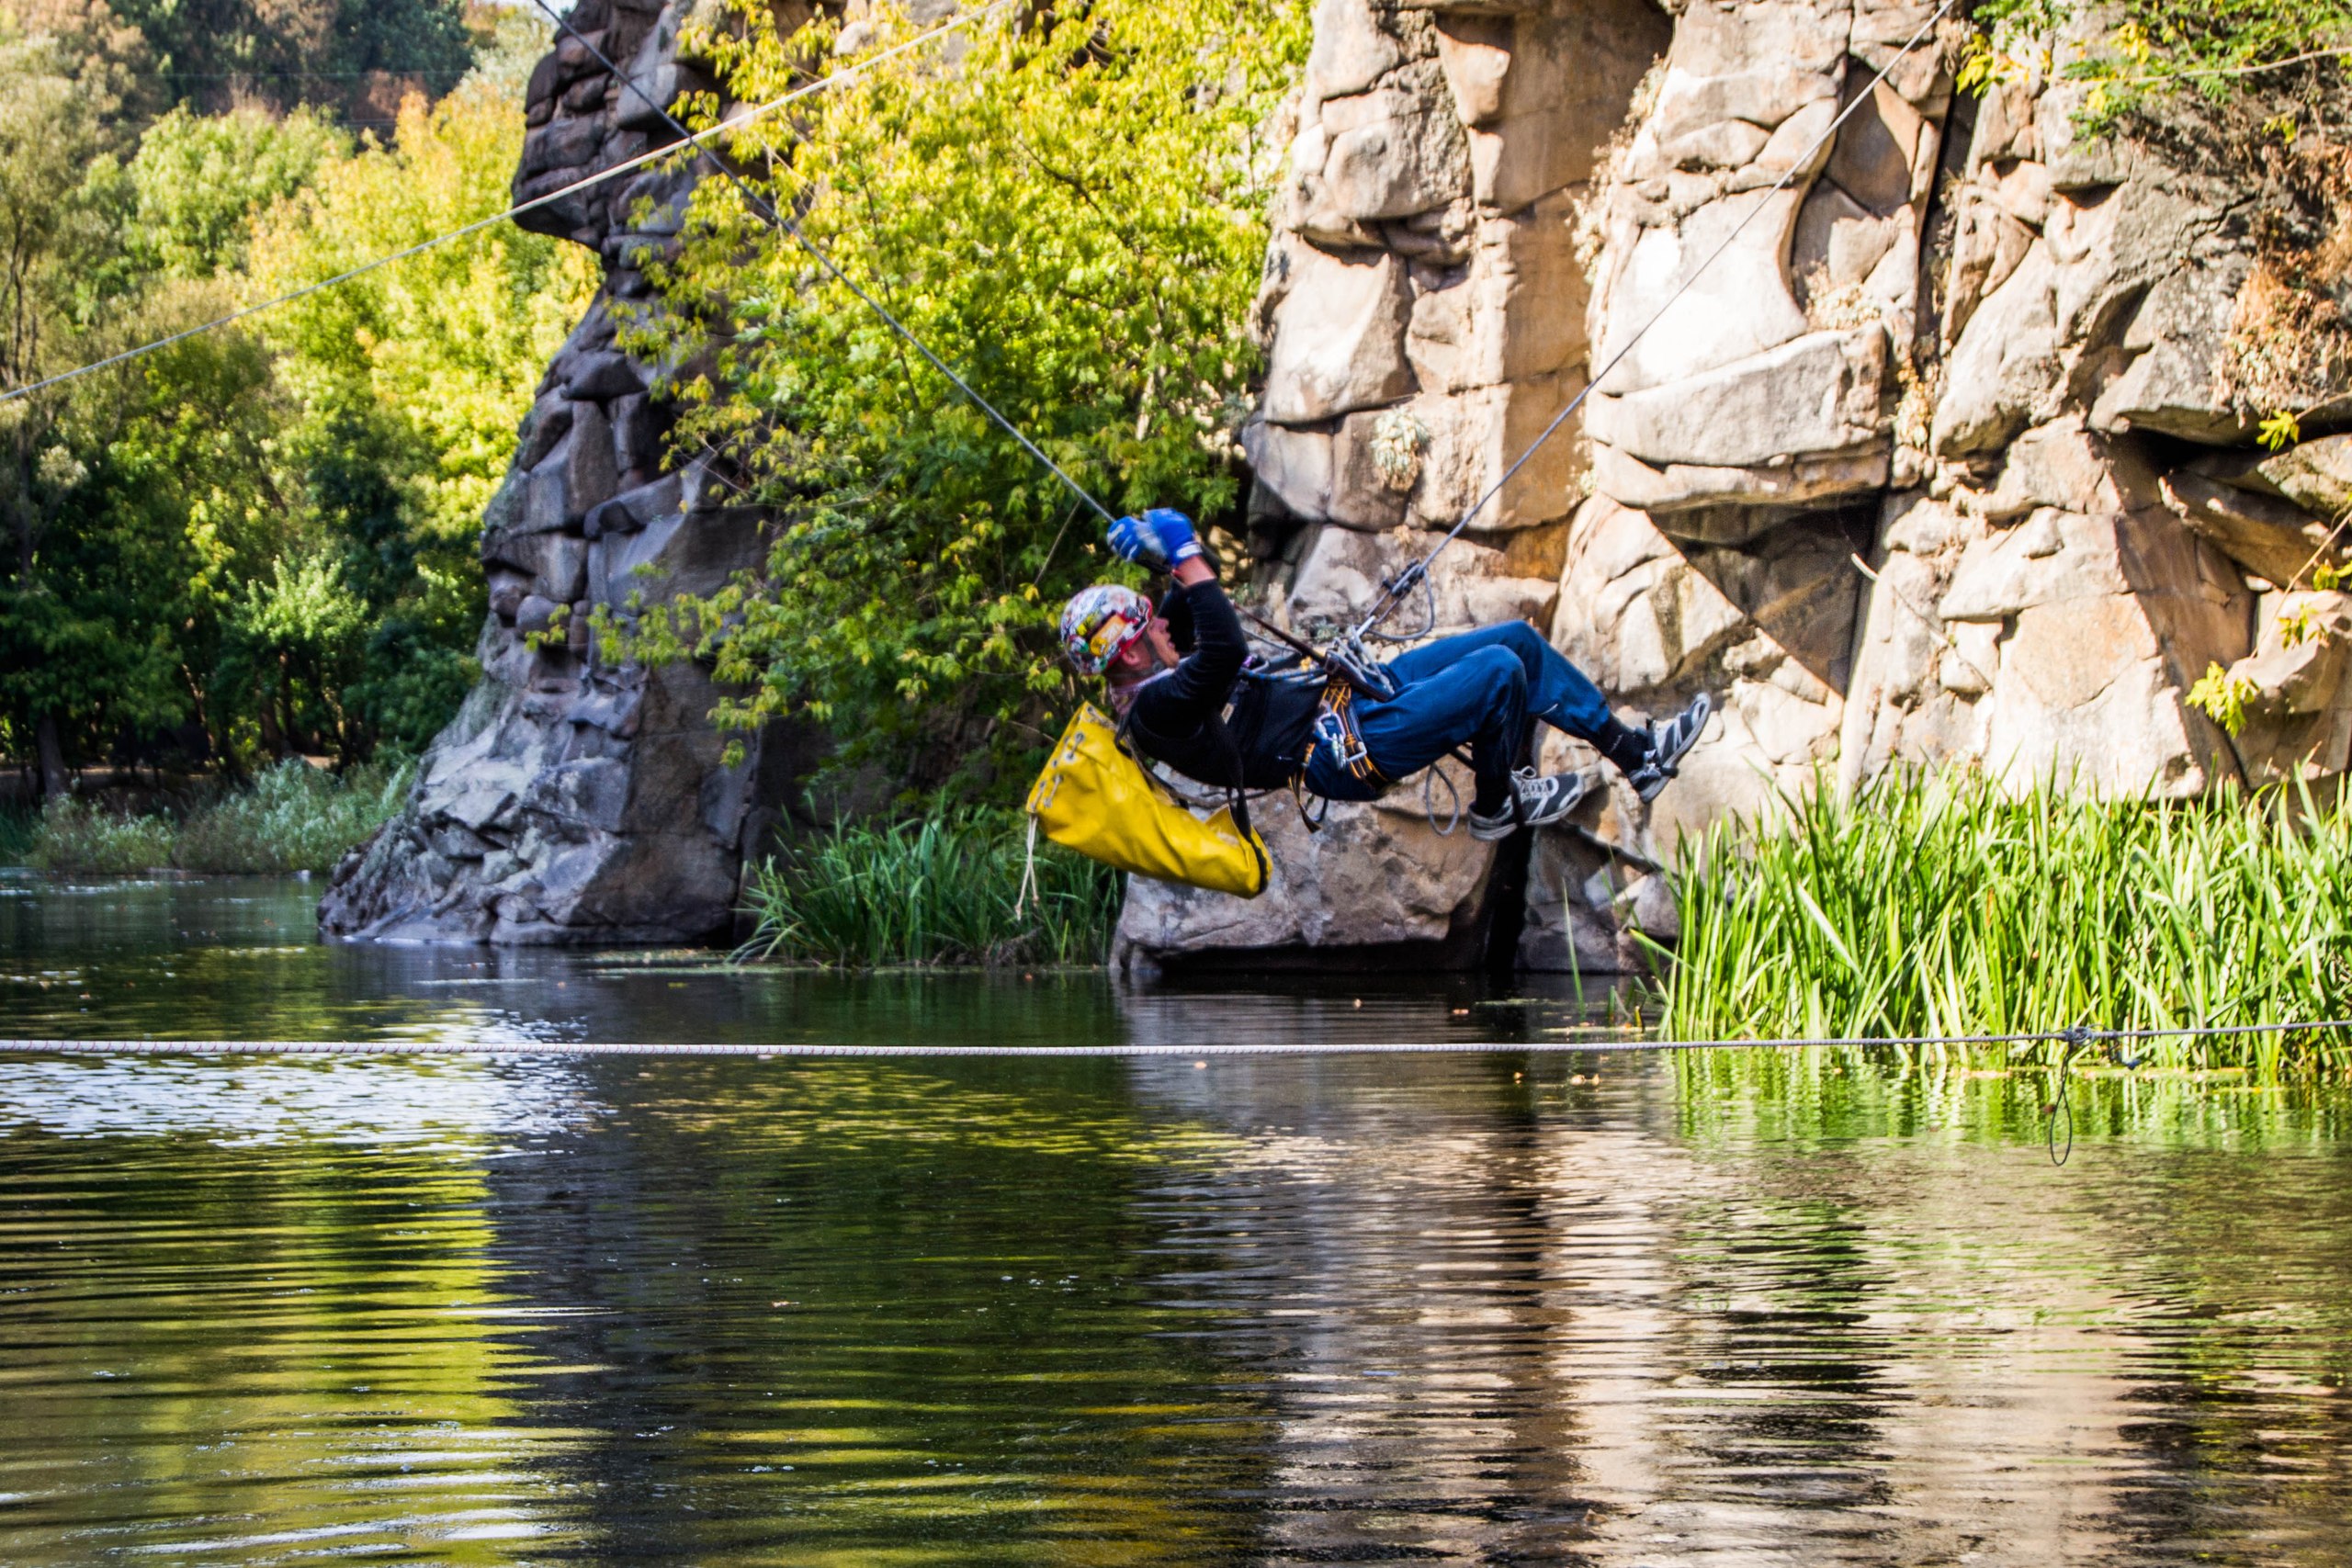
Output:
[1962, 0, 2352, 129]
[2187, 660, 2258, 737]
[1964, 1, 2352, 468]
[607, 0, 1310, 797]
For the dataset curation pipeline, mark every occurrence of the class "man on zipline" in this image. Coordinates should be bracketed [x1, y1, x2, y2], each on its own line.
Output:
[1059, 509, 1710, 840]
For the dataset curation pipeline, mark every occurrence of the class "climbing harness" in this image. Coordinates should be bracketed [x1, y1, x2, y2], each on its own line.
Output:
[1238, 604, 1397, 704]
[1310, 683, 1381, 785]
[1326, 628, 1405, 702]
[0, 2, 1012, 407]
[1343, 0, 1963, 649]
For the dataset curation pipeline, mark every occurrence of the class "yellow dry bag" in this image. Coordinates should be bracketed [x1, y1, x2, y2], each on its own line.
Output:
[1024, 703, 1269, 898]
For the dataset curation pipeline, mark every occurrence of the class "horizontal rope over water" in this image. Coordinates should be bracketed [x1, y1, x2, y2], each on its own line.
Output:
[6, 1021, 2347, 1057]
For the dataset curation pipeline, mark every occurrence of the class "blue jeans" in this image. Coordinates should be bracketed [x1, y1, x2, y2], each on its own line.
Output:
[1302, 622, 1615, 811]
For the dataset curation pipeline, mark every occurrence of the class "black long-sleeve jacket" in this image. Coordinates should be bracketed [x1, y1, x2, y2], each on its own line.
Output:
[1120, 578, 1323, 791]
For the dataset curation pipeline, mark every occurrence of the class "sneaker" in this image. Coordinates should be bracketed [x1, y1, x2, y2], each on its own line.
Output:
[1626, 692, 1713, 803]
[1466, 768, 1594, 840]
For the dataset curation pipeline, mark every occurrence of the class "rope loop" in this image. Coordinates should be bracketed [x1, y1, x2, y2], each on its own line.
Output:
[2044, 1023, 2095, 1167]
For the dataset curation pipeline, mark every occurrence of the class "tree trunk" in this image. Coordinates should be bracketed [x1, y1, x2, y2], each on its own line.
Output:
[34, 712, 68, 801]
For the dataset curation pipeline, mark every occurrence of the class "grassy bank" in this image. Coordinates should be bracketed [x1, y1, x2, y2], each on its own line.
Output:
[1657, 773, 2352, 1076]
[741, 812, 1122, 968]
[8, 759, 413, 876]
[0, 803, 36, 865]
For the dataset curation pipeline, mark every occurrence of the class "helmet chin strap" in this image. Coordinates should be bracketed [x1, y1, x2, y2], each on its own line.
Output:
[1103, 637, 1174, 710]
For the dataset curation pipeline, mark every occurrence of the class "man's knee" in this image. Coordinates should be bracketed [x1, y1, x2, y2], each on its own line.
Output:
[1463, 645, 1528, 719]
[1493, 618, 1550, 674]
[1495, 618, 1546, 653]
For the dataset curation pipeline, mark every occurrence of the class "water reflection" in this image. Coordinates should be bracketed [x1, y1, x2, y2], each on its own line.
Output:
[0, 874, 1578, 1047]
[1134, 1057, 2352, 1564]
[2, 881, 2350, 1563]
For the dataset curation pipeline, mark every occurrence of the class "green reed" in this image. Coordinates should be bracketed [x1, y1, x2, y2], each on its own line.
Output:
[173, 758, 413, 874]
[1655, 772, 2352, 1077]
[15, 759, 413, 876]
[24, 798, 179, 875]
[740, 811, 1122, 968]
[0, 802, 36, 865]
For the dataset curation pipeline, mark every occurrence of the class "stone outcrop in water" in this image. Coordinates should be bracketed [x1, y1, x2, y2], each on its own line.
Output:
[1125, 0, 2343, 976]
[320, 0, 808, 944]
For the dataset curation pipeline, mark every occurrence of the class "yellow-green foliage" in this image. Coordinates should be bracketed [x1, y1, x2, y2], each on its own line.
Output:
[1963, 0, 2352, 127]
[2188, 660, 2258, 736]
[1657, 773, 2352, 1078]
[247, 81, 600, 561]
[622, 0, 1310, 791]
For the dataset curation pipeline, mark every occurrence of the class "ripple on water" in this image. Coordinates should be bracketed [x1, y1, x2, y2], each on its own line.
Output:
[3, 882, 2352, 1564]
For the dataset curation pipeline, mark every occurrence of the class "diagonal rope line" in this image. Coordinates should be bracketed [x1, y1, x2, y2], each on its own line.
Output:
[0, 1, 1007, 407]
[525, 0, 1119, 524]
[1353, 0, 1962, 638]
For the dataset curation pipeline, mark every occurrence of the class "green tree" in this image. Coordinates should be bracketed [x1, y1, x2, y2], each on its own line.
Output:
[0, 5, 544, 784]
[246, 76, 598, 753]
[123, 106, 348, 279]
[33, 316, 287, 766]
[62, 0, 478, 119]
[631, 0, 1309, 798]
[0, 18, 145, 795]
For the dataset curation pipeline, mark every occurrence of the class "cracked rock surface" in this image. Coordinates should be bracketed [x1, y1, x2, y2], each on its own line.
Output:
[320, 0, 815, 946]
[1128, 0, 2331, 976]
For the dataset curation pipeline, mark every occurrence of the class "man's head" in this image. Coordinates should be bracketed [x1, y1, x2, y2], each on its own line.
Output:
[1060, 583, 1175, 682]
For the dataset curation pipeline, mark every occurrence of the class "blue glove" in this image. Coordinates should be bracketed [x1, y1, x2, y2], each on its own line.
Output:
[1107, 508, 1203, 570]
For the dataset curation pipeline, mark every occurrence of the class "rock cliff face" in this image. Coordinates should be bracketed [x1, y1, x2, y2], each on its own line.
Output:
[1120, 0, 1671, 973]
[320, 0, 2346, 964]
[321, 0, 808, 944]
[1123, 0, 2352, 975]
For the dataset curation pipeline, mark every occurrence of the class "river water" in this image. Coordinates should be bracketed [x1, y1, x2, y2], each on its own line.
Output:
[4, 875, 2350, 1565]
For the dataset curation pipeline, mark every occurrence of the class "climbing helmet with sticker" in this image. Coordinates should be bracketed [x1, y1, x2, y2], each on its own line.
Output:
[1059, 584, 1154, 676]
